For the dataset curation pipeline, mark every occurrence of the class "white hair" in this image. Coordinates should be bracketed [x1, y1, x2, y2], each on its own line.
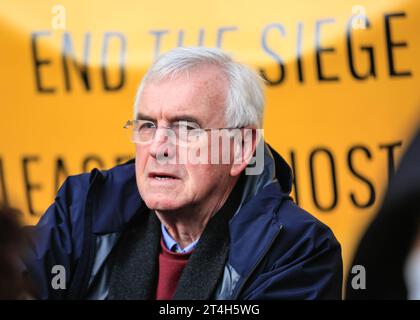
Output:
[133, 47, 265, 128]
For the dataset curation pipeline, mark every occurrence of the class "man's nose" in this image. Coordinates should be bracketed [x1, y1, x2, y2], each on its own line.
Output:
[148, 127, 177, 161]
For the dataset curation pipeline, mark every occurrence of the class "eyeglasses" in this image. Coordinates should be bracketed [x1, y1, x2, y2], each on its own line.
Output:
[123, 119, 240, 145]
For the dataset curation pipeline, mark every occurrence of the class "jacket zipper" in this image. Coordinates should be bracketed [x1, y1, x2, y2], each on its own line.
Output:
[231, 224, 283, 299]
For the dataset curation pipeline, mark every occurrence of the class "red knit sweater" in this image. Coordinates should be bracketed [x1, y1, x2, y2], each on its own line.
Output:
[155, 238, 192, 300]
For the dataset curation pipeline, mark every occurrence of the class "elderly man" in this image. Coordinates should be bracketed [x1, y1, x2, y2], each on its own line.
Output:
[23, 47, 342, 300]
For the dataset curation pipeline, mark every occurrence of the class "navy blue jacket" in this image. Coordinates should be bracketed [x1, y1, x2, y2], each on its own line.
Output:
[22, 144, 343, 299]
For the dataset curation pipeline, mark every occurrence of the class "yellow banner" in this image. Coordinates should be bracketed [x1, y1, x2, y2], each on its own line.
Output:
[1, 0, 420, 278]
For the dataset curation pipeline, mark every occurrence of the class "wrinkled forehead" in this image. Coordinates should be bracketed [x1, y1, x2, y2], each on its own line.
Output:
[137, 65, 229, 126]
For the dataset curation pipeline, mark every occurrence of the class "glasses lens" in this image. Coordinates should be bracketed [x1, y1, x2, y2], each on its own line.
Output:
[136, 121, 156, 143]
[186, 128, 205, 143]
[173, 122, 203, 145]
[124, 120, 155, 144]
[125, 120, 209, 146]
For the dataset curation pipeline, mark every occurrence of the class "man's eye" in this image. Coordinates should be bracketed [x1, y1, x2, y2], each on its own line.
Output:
[176, 122, 199, 131]
[139, 122, 155, 130]
[186, 124, 198, 131]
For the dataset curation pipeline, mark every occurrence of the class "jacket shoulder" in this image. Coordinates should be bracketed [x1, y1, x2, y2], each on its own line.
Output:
[241, 199, 343, 299]
[54, 160, 136, 216]
[278, 199, 339, 248]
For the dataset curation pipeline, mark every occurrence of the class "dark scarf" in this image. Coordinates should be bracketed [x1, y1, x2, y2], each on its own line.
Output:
[108, 175, 244, 300]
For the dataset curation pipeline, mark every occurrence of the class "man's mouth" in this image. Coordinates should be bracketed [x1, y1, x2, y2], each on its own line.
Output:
[148, 172, 179, 180]
[154, 176, 175, 181]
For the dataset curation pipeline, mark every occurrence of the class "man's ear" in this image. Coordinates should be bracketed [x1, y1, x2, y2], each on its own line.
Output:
[230, 128, 257, 177]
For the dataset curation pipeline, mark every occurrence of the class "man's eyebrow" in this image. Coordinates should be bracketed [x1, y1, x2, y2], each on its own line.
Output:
[136, 113, 155, 122]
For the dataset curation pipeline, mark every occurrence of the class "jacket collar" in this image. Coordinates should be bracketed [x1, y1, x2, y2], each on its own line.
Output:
[228, 181, 286, 278]
[90, 161, 142, 234]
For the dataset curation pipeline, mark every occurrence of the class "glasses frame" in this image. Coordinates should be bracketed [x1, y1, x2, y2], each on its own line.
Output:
[123, 119, 242, 146]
